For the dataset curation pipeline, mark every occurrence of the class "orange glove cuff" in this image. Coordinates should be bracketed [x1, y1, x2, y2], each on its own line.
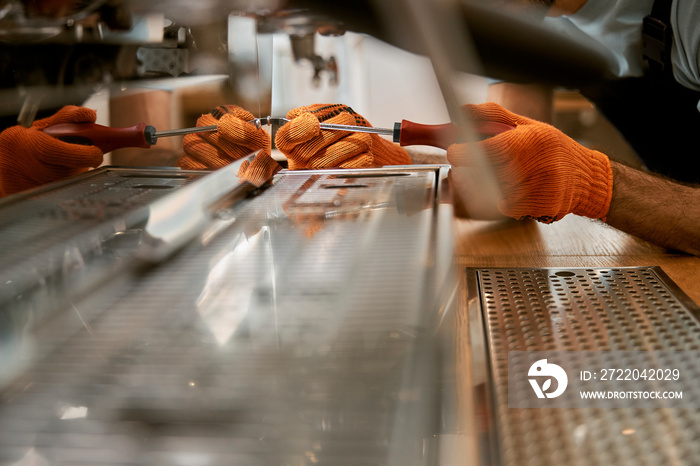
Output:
[447, 102, 613, 223]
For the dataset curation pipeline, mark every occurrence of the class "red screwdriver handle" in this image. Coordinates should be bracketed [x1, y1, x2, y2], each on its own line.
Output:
[396, 119, 515, 149]
[43, 122, 156, 153]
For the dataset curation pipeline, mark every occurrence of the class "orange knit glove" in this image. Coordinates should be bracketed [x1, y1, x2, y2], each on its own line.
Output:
[274, 104, 411, 170]
[0, 106, 104, 197]
[446, 102, 613, 223]
[177, 105, 281, 186]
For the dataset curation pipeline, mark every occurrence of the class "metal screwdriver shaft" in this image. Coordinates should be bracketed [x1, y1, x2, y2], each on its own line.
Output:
[154, 125, 218, 138]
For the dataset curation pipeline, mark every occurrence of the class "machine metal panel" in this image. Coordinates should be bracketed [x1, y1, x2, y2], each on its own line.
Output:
[0, 166, 207, 269]
[0, 165, 456, 466]
[468, 267, 700, 466]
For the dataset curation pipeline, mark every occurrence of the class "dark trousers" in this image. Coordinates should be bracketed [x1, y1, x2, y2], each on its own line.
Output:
[581, 75, 700, 184]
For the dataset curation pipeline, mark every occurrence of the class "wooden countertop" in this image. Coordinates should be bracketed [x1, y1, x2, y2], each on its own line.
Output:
[454, 214, 700, 304]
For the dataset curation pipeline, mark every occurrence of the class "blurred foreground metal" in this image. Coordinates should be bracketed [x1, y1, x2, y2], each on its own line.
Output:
[0, 162, 461, 465]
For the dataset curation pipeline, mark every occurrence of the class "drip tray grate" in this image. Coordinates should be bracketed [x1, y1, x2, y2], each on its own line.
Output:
[468, 267, 700, 466]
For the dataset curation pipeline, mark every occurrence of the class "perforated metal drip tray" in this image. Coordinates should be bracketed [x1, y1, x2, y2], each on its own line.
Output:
[467, 267, 700, 466]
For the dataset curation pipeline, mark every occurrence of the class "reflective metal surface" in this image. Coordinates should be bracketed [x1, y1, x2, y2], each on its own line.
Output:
[0, 165, 457, 465]
[467, 267, 700, 466]
[0, 156, 257, 330]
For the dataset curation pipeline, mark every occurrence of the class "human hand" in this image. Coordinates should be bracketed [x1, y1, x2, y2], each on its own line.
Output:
[274, 104, 411, 170]
[0, 106, 104, 197]
[178, 105, 280, 187]
[446, 102, 613, 222]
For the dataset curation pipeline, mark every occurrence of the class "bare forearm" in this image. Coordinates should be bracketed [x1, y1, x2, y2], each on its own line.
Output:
[605, 162, 700, 255]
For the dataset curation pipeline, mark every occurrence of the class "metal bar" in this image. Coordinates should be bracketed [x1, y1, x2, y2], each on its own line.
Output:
[257, 116, 395, 136]
[154, 124, 218, 138]
[318, 122, 394, 135]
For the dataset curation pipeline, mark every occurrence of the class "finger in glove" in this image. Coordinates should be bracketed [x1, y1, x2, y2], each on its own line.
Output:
[238, 150, 282, 187]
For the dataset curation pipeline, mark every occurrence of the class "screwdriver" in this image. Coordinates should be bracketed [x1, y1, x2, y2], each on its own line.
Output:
[42, 122, 218, 154]
[253, 117, 514, 150]
[42, 117, 514, 153]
